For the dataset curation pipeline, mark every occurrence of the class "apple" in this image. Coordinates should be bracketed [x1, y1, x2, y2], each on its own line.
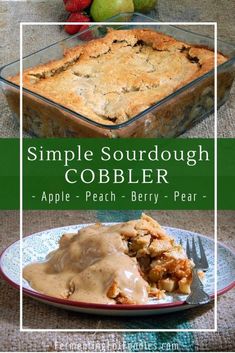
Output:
[90, 0, 134, 22]
[133, 0, 157, 13]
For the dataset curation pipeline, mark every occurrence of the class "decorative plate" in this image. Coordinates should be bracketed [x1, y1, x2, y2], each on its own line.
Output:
[0, 224, 234, 316]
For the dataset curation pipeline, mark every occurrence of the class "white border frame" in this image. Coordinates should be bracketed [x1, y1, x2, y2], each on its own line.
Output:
[19, 21, 217, 332]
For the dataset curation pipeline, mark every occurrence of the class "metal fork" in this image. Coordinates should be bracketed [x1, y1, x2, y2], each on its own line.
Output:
[181, 237, 210, 305]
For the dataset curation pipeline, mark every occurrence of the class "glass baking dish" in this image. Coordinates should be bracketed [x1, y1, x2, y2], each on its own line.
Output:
[0, 13, 235, 138]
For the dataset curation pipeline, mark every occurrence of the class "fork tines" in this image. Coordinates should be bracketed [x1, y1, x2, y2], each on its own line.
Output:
[185, 237, 209, 271]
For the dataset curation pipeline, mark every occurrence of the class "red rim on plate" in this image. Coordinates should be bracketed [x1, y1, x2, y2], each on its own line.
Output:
[0, 232, 234, 312]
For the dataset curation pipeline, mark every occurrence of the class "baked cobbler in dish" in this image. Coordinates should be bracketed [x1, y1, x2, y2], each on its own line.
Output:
[10, 29, 227, 126]
[23, 214, 196, 304]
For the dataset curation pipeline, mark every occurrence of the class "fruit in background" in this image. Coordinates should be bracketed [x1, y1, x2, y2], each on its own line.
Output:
[64, 12, 91, 35]
[63, 0, 157, 36]
[90, 0, 134, 22]
[65, 0, 92, 12]
[133, 0, 156, 12]
[79, 24, 94, 40]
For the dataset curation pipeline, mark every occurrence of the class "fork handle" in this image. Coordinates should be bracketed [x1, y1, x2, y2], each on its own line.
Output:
[190, 268, 204, 289]
[186, 268, 210, 305]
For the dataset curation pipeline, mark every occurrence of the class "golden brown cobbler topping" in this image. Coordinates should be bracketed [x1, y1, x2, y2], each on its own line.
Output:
[10, 29, 227, 125]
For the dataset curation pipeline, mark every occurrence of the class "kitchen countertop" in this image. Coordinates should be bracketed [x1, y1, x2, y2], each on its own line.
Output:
[0, 0, 234, 138]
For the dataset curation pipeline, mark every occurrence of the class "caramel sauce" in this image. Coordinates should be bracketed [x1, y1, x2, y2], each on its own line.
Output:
[23, 223, 148, 304]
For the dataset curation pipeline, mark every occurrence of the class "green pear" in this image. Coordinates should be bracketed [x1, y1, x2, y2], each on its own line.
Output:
[90, 0, 134, 22]
[133, 0, 157, 12]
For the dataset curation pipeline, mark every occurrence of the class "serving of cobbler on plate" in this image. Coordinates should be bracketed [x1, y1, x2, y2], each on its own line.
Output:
[23, 214, 199, 305]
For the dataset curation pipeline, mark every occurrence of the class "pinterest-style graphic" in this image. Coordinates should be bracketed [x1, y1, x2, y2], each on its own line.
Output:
[0, 0, 234, 352]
